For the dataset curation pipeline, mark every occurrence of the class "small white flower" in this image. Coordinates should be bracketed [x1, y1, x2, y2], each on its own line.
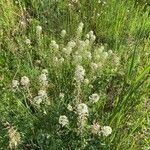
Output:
[20, 21, 26, 26]
[91, 63, 98, 71]
[53, 57, 59, 63]
[98, 46, 105, 53]
[84, 78, 90, 85]
[59, 57, 65, 63]
[74, 65, 85, 83]
[36, 25, 42, 33]
[101, 126, 112, 136]
[39, 73, 48, 85]
[77, 26, 83, 35]
[86, 33, 90, 39]
[95, 54, 100, 61]
[89, 93, 100, 103]
[67, 104, 73, 111]
[77, 103, 88, 116]
[60, 30, 66, 37]
[85, 51, 92, 60]
[79, 22, 84, 28]
[89, 31, 94, 36]
[108, 50, 113, 55]
[25, 39, 31, 45]
[78, 40, 85, 49]
[51, 41, 59, 50]
[12, 80, 19, 88]
[39, 73, 47, 82]
[59, 115, 69, 127]
[62, 47, 72, 55]
[113, 55, 120, 66]
[51, 40, 56, 45]
[59, 93, 65, 99]
[73, 54, 82, 64]
[38, 90, 47, 98]
[33, 96, 43, 105]
[67, 41, 76, 48]
[20, 76, 30, 86]
[103, 52, 108, 59]
[42, 69, 48, 75]
[85, 39, 90, 47]
[91, 35, 96, 42]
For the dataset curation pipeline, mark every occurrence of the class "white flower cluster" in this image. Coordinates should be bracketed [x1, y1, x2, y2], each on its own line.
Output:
[59, 93, 65, 99]
[12, 80, 19, 88]
[91, 122, 112, 136]
[20, 76, 30, 86]
[67, 104, 73, 111]
[86, 30, 96, 43]
[61, 29, 66, 37]
[101, 126, 112, 136]
[89, 93, 100, 103]
[59, 115, 69, 127]
[74, 65, 85, 83]
[12, 76, 30, 89]
[50, 40, 59, 50]
[77, 103, 89, 116]
[77, 103, 89, 128]
[36, 25, 42, 34]
[25, 38, 31, 45]
[33, 69, 49, 105]
[49, 22, 119, 78]
[34, 89, 47, 105]
[39, 69, 48, 86]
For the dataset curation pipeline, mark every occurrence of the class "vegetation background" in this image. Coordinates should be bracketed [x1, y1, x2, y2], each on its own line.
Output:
[0, 0, 150, 149]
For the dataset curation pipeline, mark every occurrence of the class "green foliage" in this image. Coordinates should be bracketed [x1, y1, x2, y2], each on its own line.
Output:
[0, 0, 149, 149]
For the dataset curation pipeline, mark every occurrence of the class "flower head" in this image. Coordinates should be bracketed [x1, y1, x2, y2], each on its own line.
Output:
[39, 73, 48, 85]
[33, 96, 43, 105]
[51, 40, 59, 50]
[74, 65, 85, 83]
[42, 69, 48, 75]
[103, 52, 108, 59]
[20, 76, 30, 86]
[67, 41, 76, 48]
[38, 90, 47, 98]
[77, 103, 88, 116]
[89, 93, 100, 103]
[61, 30, 66, 37]
[12, 80, 19, 88]
[36, 25, 42, 33]
[101, 126, 112, 136]
[25, 39, 31, 45]
[91, 63, 98, 71]
[8, 126, 21, 149]
[84, 78, 90, 85]
[59, 93, 65, 99]
[59, 115, 69, 127]
[67, 104, 73, 111]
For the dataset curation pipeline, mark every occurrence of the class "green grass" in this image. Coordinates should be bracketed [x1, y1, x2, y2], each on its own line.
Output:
[0, 0, 150, 149]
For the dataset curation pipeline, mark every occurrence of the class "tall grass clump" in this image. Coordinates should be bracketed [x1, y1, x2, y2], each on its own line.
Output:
[0, 0, 149, 149]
